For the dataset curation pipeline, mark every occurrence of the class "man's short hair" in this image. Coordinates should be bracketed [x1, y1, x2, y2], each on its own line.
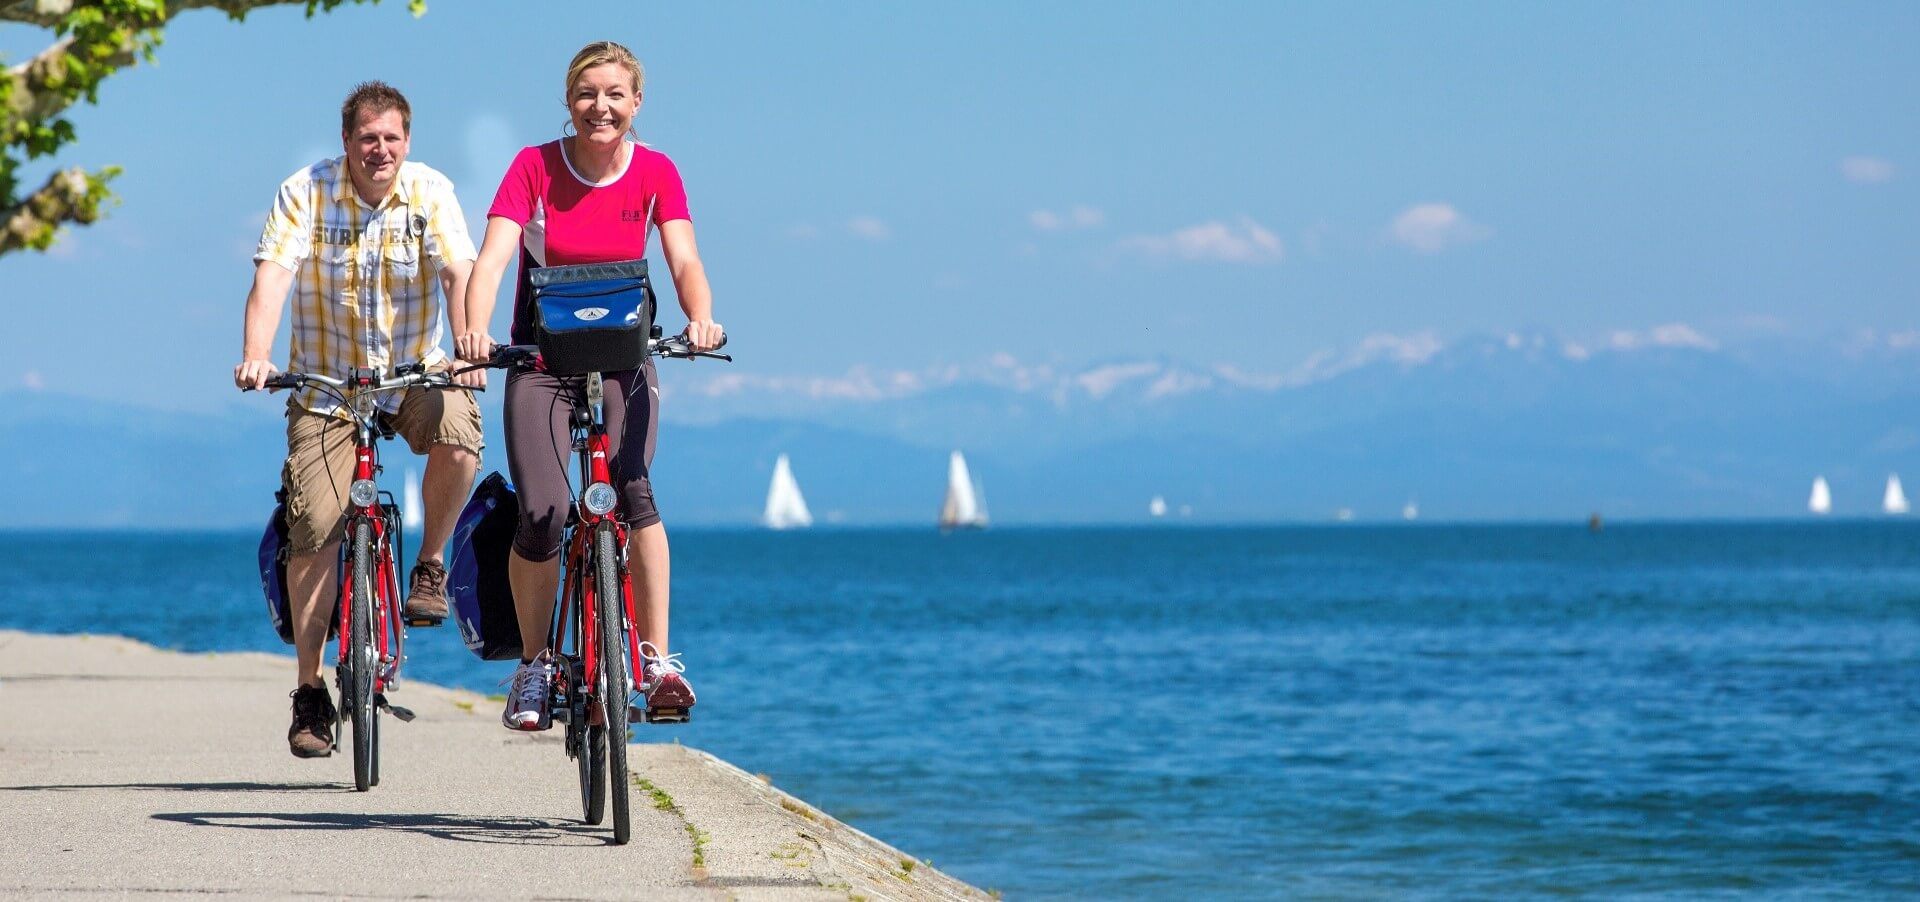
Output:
[340, 81, 412, 135]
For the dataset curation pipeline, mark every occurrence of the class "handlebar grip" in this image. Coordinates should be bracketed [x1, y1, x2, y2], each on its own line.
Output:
[261, 375, 303, 390]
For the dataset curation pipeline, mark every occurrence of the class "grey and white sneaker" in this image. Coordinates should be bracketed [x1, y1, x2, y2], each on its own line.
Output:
[501, 651, 555, 731]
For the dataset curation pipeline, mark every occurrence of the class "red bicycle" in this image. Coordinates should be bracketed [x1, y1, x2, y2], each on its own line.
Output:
[480, 331, 726, 844]
[251, 364, 470, 791]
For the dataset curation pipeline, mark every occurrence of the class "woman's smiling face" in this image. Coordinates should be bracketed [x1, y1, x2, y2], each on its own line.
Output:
[569, 62, 640, 146]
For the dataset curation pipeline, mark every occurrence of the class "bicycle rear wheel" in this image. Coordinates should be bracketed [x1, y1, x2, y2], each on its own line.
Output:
[349, 519, 377, 793]
[595, 523, 631, 845]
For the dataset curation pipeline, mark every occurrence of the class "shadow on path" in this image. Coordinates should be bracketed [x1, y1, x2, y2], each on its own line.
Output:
[152, 811, 612, 846]
[0, 673, 278, 683]
[5, 781, 339, 793]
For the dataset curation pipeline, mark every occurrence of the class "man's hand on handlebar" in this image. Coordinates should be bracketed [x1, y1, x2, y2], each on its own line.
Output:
[234, 359, 280, 391]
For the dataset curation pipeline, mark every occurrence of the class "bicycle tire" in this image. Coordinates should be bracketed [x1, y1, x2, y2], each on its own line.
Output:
[350, 519, 377, 793]
[370, 707, 381, 787]
[578, 658, 606, 824]
[596, 523, 631, 845]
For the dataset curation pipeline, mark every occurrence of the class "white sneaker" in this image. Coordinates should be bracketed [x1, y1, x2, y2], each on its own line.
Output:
[501, 651, 555, 731]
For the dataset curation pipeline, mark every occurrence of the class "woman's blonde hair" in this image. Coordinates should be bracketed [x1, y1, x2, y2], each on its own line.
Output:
[566, 41, 645, 100]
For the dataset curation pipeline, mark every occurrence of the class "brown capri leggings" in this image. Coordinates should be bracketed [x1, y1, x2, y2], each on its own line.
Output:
[503, 361, 660, 561]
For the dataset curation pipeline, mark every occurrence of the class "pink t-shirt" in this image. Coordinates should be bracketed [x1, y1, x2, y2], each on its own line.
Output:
[486, 140, 690, 343]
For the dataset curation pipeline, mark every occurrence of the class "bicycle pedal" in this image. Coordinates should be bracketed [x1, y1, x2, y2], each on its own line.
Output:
[405, 616, 444, 628]
[375, 694, 416, 722]
[641, 706, 689, 724]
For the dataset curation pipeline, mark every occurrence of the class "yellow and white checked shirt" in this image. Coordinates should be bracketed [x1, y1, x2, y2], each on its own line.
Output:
[254, 158, 476, 416]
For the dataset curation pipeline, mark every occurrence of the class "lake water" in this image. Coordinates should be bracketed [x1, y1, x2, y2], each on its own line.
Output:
[3, 523, 1918, 899]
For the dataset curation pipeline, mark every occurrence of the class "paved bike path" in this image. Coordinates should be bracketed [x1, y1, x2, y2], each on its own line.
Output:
[0, 630, 990, 901]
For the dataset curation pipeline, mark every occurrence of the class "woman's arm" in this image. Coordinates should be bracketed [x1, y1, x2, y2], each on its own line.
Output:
[657, 219, 723, 350]
[454, 216, 524, 386]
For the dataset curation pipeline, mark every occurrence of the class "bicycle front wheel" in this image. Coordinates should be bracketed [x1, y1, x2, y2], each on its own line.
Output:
[576, 657, 606, 824]
[596, 523, 631, 845]
[349, 519, 377, 793]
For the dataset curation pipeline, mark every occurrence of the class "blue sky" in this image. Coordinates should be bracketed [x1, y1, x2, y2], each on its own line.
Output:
[3, 1, 1918, 412]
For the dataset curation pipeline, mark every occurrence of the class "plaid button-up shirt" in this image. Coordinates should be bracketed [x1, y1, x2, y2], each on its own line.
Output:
[255, 158, 476, 416]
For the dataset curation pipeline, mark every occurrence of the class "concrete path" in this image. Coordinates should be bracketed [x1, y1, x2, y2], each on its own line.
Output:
[0, 630, 990, 901]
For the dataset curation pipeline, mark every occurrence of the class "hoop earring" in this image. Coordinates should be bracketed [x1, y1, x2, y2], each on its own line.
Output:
[561, 119, 576, 138]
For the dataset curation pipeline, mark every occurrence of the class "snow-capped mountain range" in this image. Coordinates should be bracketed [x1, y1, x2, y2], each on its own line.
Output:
[9, 325, 1920, 526]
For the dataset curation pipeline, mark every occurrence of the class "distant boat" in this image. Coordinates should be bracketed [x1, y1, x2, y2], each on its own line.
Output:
[940, 450, 988, 531]
[1885, 474, 1910, 515]
[1334, 508, 1354, 522]
[1402, 501, 1419, 521]
[1149, 495, 1167, 518]
[1809, 476, 1832, 515]
[762, 454, 813, 530]
[402, 468, 424, 530]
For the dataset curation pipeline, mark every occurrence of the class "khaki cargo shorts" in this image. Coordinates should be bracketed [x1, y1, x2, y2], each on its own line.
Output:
[281, 377, 483, 554]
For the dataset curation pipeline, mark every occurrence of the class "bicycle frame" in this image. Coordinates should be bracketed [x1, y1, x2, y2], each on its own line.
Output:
[332, 384, 407, 700]
[546, 372, 640, 726]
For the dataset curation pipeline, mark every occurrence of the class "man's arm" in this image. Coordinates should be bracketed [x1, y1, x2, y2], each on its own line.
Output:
[235, 261, 295, 390]
[438, 259, 474, 337]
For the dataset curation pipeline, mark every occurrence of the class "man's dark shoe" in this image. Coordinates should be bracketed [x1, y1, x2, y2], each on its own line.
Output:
[288, 685, 336, 758]
[404, 559, 449, 625]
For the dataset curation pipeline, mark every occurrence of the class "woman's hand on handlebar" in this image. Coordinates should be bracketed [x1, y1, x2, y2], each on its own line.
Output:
[453, 331, 496, 388]
[685, 319, 725, 353]
[234, 358, 279, 391]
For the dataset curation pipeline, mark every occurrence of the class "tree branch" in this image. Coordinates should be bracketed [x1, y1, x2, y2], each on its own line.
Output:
[3, 0, 422, 28]
[0, 163, 116, 255]
[0, 1, 75, 29]
[6, 35, 141, 130]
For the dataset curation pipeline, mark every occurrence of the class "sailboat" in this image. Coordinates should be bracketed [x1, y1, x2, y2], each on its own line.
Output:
[1885, 474, 1909, 515]
[940, 450, 988, 531]
[1149, 495, 1168, 518]
[763, 454, 813, 529]
[402, 467, 425, 530]
[1809, 476, 1832, 515]
[1402, 501, 1419, 521]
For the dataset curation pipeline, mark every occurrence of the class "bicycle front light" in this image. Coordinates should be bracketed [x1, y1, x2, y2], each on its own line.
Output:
[583, 482, 618, 516]
[349, 479, 380, 508]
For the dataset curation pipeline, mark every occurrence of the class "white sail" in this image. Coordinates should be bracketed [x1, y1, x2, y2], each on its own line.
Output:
[1402, 501, 1419, 521]
[763, 454, 813, 529]
[1809, 476, 1832, 515]
[941, 450, 987, 530]
[1885, 474, 1909, 515]
[1149, 495, 1167, 517]
[402, 468, 425, 530]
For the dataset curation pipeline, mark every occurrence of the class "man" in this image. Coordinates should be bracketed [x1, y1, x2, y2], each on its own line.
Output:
[234, 82, 481, 758]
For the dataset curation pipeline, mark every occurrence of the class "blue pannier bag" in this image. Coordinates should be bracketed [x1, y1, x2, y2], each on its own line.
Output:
[529, 258, 654, 375]
[258, 491, 336, 644]
[450, 471, 524, 661]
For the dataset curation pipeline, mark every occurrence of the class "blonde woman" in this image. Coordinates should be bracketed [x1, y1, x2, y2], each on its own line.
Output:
[457, 41, 722, 730]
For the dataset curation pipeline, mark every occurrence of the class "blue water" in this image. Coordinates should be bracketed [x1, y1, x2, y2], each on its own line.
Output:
[4, 524, 1919, 899]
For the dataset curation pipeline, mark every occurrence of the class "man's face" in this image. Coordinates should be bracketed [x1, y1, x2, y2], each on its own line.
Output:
[342, 108, 410, 190]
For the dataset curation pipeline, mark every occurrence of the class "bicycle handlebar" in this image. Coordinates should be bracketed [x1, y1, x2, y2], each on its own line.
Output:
[468, 332, 733, 371]
[246, 365, 477, 394]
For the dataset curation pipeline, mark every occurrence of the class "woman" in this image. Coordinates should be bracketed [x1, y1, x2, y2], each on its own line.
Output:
[457, 41, 722, 731]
